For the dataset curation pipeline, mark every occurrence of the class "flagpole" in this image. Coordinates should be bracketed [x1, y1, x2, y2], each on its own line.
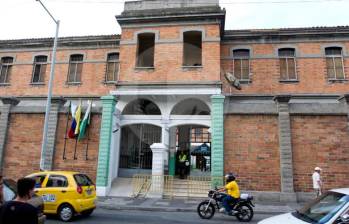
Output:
[62, 101, 70, 160]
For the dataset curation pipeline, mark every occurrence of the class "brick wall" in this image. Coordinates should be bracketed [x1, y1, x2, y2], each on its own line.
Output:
[292, 115, 349, 192]
[2, 114, 43, 180]
[0, 48, 117, 97]
[119, 25, 221, 83]
[53, 114, 101, 182]
[224, 115, 281, 191]
[221, 42, 349, 95]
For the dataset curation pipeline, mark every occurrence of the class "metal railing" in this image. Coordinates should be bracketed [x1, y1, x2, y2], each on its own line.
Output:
[132, 174, 225, 198]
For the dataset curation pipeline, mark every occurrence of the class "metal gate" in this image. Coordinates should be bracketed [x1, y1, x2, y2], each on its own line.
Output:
[119, 124, 161, 172]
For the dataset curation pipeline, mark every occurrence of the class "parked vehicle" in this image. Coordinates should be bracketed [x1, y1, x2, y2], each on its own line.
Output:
[26, 171, 97, 222]
[258, 188, 349, 224]
[197, 188, 254, 222]
[3, 178, 46, 224]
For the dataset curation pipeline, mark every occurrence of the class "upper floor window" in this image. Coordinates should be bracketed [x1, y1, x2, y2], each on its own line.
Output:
[325, 47, 345, 80]
[0, 57, 13, 84]
[106, 53, 119, 82]
[233, 49, 250, 80]
[32, 55, 48, 83]
[136, 33, 155, 68]
[183, 31, 202, 67]
[279, 48, 297, 81]
[67, 54, 83, 83]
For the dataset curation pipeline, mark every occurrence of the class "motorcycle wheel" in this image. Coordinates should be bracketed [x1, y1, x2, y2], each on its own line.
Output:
[235, 204, 254, 222]
[197, 201, 215, 219]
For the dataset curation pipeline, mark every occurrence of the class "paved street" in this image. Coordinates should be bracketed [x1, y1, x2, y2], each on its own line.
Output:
[46, 209, 274, 224]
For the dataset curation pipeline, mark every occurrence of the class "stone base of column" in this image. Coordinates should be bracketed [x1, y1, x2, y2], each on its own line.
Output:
[147, 192, 163, 199]
[280, 192, 297, 203]
[96, 186, 110, 197]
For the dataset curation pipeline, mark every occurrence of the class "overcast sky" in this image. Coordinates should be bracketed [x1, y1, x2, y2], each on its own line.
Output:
[1, 0, 349, 40]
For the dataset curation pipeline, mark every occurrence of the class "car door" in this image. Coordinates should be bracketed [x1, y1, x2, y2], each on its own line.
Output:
[41, 174, 69, 213]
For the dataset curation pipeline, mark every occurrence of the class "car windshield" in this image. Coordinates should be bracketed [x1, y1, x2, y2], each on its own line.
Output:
[74, 174, 94, 186]
[295, 191, 349, 224]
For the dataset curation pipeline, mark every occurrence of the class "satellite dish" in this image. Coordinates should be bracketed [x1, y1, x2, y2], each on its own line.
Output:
[224, 72, 241, 90]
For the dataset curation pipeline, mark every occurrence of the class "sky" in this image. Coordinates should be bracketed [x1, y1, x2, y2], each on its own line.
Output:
[0, 0, 349, 40]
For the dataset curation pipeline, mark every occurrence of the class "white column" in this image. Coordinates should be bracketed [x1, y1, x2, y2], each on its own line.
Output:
[149, 143, 169, 198]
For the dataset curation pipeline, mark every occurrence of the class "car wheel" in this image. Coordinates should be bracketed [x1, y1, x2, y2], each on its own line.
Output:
[58, 204, 75, 222]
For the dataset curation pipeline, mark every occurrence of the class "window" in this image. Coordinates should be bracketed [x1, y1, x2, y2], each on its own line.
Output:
[0, 57, 13, 84]
[67, 54, 83, 83]
[136, 33, 155, 67]
[233, 49, 250, 80]
[183, 31, 202, 66]
[325, 47, 345, 80]
[31, 175, 47, 188]
[46, 175, 68, 188]
[279, 48, 297, 81]
[106, 53, 119, 82]
[32, 55, 47, 83]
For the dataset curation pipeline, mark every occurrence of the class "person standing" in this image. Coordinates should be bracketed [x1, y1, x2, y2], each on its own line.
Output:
[312, 167, 323, 197]
[0, 178, 38, 224]
[178, 150, 187, 179]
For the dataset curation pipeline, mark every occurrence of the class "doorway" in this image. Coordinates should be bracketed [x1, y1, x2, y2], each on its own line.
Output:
[119, 124, 161, 177]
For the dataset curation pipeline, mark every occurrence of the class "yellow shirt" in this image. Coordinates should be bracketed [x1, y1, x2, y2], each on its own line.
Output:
[225, 181, 240, 198]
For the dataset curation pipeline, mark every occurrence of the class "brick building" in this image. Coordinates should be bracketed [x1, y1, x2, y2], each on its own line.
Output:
[0, 0, 348, 202]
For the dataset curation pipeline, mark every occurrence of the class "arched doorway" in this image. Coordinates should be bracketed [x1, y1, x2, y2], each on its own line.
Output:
[119, 99, 162, 177]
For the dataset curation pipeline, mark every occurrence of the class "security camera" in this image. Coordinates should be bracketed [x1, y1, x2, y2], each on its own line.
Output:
[224, 72, 241, 90]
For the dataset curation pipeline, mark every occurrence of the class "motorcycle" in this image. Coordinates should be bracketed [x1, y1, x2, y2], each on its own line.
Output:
[197, 188, 254, 222]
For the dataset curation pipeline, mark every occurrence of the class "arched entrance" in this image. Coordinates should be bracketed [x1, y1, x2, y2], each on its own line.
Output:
[118, 98, 162, 177]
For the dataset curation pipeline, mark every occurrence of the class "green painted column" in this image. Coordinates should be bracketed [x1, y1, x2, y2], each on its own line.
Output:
[211, 95, 225, 187]
[169, 152, 176, 176]
[96, 95, 117, 187]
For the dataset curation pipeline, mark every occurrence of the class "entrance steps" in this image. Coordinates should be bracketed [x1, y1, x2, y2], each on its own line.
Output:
[109, 178, 133, 197]
[164, 178, 210, 199]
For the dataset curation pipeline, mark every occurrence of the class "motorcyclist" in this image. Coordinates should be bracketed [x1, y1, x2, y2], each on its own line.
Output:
[218, 173, 240, 215]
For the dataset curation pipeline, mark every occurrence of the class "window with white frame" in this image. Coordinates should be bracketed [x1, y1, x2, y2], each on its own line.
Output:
[32, 55, 48, 83]
[325, 47, 345, 80]
[106, 53, 119, 82]
[233, 49, 250, 80]
[67, 54, 83, 83]
[279, 48, 297, 81]
[0, 57, 13, 84]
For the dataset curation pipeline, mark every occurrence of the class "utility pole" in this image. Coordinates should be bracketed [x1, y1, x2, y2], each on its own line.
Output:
[36, 0, 60, 170]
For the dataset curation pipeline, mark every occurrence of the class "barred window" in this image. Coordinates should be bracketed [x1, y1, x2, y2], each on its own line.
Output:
[279, 48, 297, 80]
[325, 47, 345, 80]
[0, 57, 13, 84]
[32, 55, 48, 83]
[67, 54, 83, 83]
[106, 53, 119, 82]
[233, 49, 250, 80]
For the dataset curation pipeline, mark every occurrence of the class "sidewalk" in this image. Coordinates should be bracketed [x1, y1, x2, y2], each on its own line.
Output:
[97, 197, 302, 214]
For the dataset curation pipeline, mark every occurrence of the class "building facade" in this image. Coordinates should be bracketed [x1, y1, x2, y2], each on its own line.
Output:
[0, 0, 348, 202]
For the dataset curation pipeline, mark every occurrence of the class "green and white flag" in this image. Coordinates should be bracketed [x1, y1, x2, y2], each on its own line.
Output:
[78, 100, 92, 141]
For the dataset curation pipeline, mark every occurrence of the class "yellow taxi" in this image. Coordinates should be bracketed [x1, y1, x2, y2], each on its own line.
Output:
[26, 171, 97, 222]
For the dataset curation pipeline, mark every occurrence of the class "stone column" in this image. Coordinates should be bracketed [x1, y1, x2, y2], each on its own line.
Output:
[96, 96, 117, 196]
[0, 97, 20, 173]
[41, 97, 66, 170]
[274, 95, 297, 202]
[339, 94, 349, 132]
[149, 143, 169, 198]
[211, 95, 225, 187]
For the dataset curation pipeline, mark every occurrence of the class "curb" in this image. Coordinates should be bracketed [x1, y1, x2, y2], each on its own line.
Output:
[97, 203, 292, 214]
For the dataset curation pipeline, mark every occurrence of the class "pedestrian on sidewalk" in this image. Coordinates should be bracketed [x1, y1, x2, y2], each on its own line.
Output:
[178, 150, 188, 179]
[0, 178, 38, 224]
[312, 167, 323, 197]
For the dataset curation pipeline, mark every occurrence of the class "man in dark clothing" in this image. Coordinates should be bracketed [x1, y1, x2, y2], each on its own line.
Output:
[0, 177, 38, 224]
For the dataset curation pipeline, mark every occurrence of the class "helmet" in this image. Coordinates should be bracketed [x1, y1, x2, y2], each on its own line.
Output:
[225, 172, 236, 183]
